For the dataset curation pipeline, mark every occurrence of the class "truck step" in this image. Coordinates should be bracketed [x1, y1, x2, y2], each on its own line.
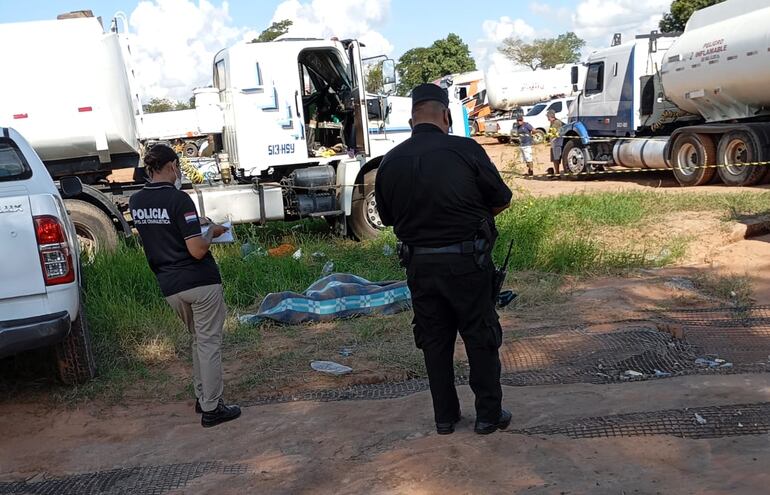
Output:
[306, 210, 345, 218]
[587, 160, 614, 166]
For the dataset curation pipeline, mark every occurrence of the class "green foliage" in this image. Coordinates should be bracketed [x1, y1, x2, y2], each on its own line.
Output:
[142, 97, 193, 114]
[660, 0, 725, 32]
[366, 63, 384, 94]
[498, 32, 585, 71]
[396, 33, 476, 95]
[255, 19, 293, 42]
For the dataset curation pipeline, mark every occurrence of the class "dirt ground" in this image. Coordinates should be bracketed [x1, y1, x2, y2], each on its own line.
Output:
[3, 144, 770, 494]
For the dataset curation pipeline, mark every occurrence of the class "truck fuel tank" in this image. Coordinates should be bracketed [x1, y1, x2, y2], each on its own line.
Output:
[187, 183, 285, 225]
[612, 138, 669, 169]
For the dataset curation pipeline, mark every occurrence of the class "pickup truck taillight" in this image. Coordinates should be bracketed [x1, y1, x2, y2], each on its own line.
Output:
[33, 215, 75, 285]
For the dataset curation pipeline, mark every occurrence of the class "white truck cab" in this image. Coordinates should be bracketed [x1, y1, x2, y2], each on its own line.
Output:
[0, 127, 96, 384]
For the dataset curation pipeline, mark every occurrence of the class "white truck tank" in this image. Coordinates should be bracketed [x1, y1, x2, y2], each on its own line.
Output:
[0, 16, 140, 163]
[661, 0, 770, 123]
[485, 64, 585, 111]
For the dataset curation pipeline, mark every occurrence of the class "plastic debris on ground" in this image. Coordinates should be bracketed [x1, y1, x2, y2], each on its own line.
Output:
[241, 242, 267, 259]
[311, 360, 352, 376]
[292, 248, 303, 260]
[654, 369, 672, 378]
[268, 243, 296, 257]
[322, 261, 334, 275]
[238, 314, 262, 325]
[339, 347, 354, 357]
[694, 413, 707, 425]
[382, 244, 394, 256]
[622, 370, 644, 379]
[694, 356, 733, 368]
[312, 251, 326, 259]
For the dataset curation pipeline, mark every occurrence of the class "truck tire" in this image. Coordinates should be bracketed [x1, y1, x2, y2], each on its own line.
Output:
[717, 131, 767, 186]
[532, 129, 546, 145]
[184, 141, 199, 157]
[349, 169, 383, 241]
[496, 136, 510, 144]
[561, 139, 594, 180]
[671, 133, 716, 186]
[55, 296, 97, 385]
[65, 199, 119, 255]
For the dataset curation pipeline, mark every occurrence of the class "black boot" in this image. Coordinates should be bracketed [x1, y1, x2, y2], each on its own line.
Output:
[201, 399, 241, 428]
[436, 408, 462, 435]
[474, 409, 512, 435]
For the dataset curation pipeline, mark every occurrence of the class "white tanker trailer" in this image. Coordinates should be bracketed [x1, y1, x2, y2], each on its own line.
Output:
[553, 0, 770, 186]
[484, 63, 585, 111]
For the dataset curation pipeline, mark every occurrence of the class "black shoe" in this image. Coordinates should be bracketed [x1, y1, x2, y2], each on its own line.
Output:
[474, 409, 512, 435]
[201, 400, 241, 428]
[195, 400, 202, 414]
[436, 415, 462, 435]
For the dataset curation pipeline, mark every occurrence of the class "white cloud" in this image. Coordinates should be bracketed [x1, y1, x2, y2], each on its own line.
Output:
[271, 0, 393, 57]
[572, 0, 669, 52]
[529, 3, 571, 21]
[473, 16, 537, 72]
[128, 0, 249, 102]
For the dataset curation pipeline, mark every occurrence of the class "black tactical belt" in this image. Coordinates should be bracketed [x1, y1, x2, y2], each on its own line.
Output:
[411, 240, 476, 255]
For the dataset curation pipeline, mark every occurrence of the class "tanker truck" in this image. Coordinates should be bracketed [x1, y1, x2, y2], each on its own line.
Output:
[483, 64, 585, 143]
[553, 0, 770, 186]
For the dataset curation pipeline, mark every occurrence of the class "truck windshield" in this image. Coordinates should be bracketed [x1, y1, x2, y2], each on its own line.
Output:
[526, 104, 547, 116]
[0, 138, 32, 182]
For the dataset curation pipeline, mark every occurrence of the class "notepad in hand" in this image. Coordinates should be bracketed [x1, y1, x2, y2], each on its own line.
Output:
[202, 221, 234, 244]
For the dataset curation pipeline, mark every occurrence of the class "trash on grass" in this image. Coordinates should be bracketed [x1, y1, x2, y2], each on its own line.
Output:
[695, 413, 707, 425]
[339, 347, 353, 357]
[311, 360, 352, 376]
[623, 370, 644, 378]
[268, 243, 296, 257]
[312, 251, 326, 259]
[654, 369, 672, 378]
[241, 242, 267, 258]
[292, 248, 303, 260]
[382, 244, 394, 256]
[322, 261, 334, 275]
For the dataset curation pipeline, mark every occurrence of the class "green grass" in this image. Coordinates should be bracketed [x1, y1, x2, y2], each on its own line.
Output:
[5, 189, 770, 404]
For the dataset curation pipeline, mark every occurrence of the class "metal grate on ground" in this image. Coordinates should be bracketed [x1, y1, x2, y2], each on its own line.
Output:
[510, 402, 770, 440]
[0, 461, 248, 495]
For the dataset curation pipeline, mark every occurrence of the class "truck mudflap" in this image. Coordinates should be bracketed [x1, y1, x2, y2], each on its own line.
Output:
[77, 183, 132, 237]
[552, 121, 590, 162]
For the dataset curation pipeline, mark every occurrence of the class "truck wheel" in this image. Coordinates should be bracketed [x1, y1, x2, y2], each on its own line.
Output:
[64, 199, 119, 256]
[717, 131, 766, 186]
[561, 139, 594, 180]
[671, 133, 716, 186]
[184, 141, 199, 157]
[496, 136, 510, 144]
[55, 296, 97, 385]
[532, 129, 546, 145]
[349, 169, 384, 241]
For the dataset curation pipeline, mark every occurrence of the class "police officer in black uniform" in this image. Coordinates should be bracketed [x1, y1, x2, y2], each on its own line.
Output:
[375, 84, 513, 435]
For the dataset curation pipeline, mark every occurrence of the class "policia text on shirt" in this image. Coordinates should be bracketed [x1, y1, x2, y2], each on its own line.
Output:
[375, 84, 514, 436]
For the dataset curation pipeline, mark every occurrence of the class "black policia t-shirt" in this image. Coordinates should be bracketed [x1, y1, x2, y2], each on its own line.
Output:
[129, 182, 221, 297]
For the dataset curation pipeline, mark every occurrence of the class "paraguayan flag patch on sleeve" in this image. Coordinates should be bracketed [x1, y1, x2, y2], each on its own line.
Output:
[184, 211, 198, 224]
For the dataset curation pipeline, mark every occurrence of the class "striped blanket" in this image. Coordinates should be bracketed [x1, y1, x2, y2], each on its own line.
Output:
[239, 273, 412, 325]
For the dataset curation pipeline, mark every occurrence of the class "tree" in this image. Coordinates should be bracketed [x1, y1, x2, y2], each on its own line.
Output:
[143, 97, 192, 114]
[255, 19, 293, 42]
[659, 0, 725, 32]
[396, 34, 476, 95]
[499, 32, 585, 71]
[365, 63, 384, 94]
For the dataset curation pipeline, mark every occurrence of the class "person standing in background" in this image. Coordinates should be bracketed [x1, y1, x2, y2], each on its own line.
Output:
[513, 116, 535, 176]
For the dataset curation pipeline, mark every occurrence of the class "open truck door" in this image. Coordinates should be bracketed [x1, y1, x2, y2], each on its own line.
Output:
[346, 40, 370, 157]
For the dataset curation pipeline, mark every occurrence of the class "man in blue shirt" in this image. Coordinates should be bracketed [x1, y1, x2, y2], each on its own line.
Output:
[513, 116, 535, 176]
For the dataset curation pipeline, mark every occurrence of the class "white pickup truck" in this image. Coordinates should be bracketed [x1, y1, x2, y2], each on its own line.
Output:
[0, 127, 96, 384]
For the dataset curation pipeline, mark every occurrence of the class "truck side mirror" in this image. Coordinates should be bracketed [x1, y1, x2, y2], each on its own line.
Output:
[571, 66, 579, 85]
[382, 59, 396, 86]
[59, 176, 83, 198]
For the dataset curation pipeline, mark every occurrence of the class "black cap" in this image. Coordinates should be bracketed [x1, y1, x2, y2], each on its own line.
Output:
[411, 83, 449, 108]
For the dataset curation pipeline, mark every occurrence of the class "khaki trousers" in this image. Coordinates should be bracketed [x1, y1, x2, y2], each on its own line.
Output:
[166, 284, 226, 412]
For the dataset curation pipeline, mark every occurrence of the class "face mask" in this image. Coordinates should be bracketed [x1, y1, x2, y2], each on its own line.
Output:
[174, 162, 182, 190]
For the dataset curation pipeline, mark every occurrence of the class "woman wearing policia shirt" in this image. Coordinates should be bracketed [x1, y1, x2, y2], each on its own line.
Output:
[129, 144, 240, 428]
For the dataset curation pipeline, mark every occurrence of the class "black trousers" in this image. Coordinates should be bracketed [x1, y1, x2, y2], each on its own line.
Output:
[406, 253, 503, 424]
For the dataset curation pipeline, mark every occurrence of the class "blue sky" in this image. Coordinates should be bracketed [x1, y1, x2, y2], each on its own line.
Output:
[0, 0, 670, 100]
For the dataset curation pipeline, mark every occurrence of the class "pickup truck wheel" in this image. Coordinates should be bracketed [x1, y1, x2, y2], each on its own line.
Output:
[349, 169, 384, 241]
[717, 131, 766, 186]
[55, 296, 97, 385]
[532, 129, 546, 145]
[496, 136, 510, 144]
[671, 133, 716, 186]
[64, 199, 118, 256]
[561, 139, 594, 180]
